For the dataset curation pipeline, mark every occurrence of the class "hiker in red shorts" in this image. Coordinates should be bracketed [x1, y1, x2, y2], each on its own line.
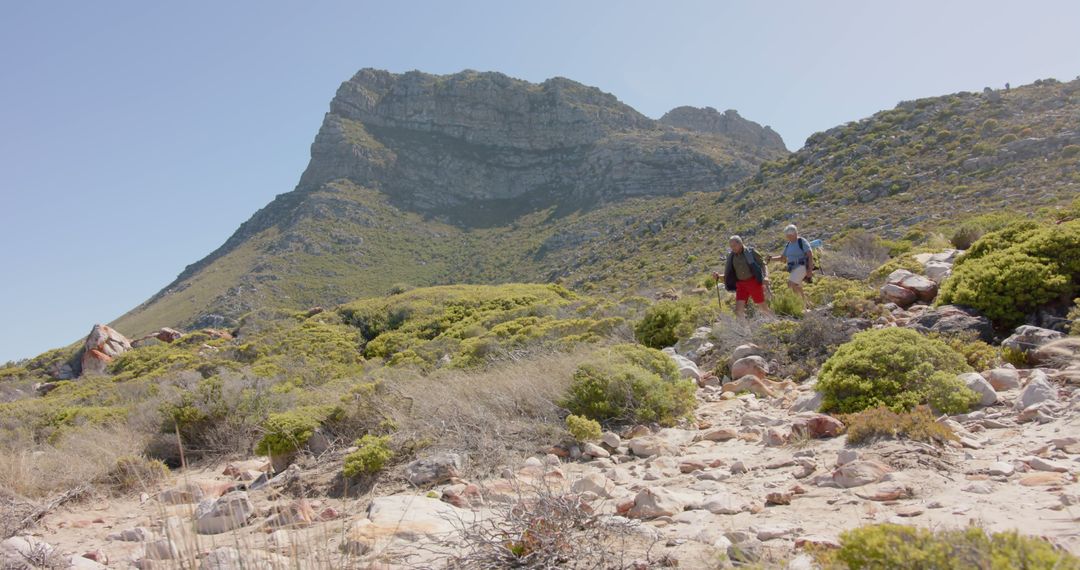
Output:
[712, 235, 773, 319]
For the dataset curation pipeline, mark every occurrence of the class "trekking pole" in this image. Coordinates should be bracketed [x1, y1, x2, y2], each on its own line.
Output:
[716, 282, 723, 311]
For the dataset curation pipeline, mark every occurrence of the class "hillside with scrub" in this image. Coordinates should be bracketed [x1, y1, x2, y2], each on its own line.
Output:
[2, 70, 1080, 569]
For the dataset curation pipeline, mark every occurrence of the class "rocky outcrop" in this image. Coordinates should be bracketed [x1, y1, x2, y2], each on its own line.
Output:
[79, 324, 131, 377]
[659, 106, 786, 151]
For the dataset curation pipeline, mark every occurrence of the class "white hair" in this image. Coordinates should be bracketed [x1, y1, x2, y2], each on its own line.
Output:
[784, 224, 798, 235]
[729, 235, 744, 245]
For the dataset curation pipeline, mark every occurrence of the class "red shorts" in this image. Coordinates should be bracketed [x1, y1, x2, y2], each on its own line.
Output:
[735, 278, 766, 303]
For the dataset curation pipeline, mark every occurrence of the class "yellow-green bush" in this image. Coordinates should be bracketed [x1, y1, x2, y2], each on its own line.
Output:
[562, 344, 694, 426]
[769, 287, 805, 318]
[342, 434, 394, 477]
[818, 524, 1080, 569]
[565, 414, 602, 442]
[818, 328, 977, 414]
[255, 405, 340, 457]
[842, 406, 957, 446]
[929, 333, 999, 371]
[103, 455, 170, 492]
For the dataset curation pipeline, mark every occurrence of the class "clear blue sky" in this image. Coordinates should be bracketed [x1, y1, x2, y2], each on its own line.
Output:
[2, 1, 1078, 362]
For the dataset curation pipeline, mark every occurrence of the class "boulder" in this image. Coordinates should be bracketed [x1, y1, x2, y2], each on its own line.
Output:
[923, 261, 952, 284]
[831, 460, 890, 488]
[627, 487, 685, 519]
[959, 372, 998, 407]
[880, 284, 917, 308]
[343, 495, 473, 555]
[404, 453, 462, 486]
[667, 352, 702, 381]
[581, 442, 609, 459]
[897, 274, 938, 302]
[628, 436, 677, 458]
[674, 326, 716, 361]
[730, 343, 763, 364]
[987, 368, 1021, 391]
[147, 328, 183, 343]
[722, 375, 792, 398]
[571, 473, 615, 498]
[194, 491, 255, 534]
[1002, 325, 1065, 356]
[792, 414, 845, 438]
[701, 491, 753, 515]
[79, 324, 131, 377]
[601, 432, 621, 449]
[1016, 372, 1057, 410]
[907, 305, 994, 343]
[730, 356, 768, 380]
[791, 391, 823, 413]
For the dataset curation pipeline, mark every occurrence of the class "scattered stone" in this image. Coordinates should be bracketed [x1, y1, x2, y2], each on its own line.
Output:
[727, 538, 763, 564]
[880, 283, 917, 307]
[158, 482, 205, 505]
[836, 449, 859, 467]
[405, 453, 462, 486]
[895, 505, 924, 517]
[855, 482, 913, 501]
[602, 431, 622, 449]
[107, 527, 152, 542]
[987, 462, 1015, 477]
[753, 524, 800, 541]
[701, 427, 738, 442]
[194, 491, 255, 535]
[723, 375, 791, 398]
[731, 343, 763, 363]
[907, 305, 994, 343]
[765, 491, 793, 506]
[791, 391, 824, 413]
[763, 427, 788, 446]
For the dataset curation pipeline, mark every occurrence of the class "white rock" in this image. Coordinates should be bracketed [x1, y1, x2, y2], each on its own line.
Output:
[627, 487, 685, 519]
[601, 432, 621, 449]
[1027, 457, 1069, 473]
[701, 491, 753, 515]
[194, 491, 255, 535]
[1016, 373, 1057, 410]
[628, 436, 677, 458]
[987, 368, 1021, 391]
[571, 473, 615, 498]
[960, 372, 998, 407]
[582, 442, 609, 459]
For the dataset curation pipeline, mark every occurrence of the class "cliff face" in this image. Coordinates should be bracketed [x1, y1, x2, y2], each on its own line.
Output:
[296, 69, 787, 224]
[660, 106, 787, 151]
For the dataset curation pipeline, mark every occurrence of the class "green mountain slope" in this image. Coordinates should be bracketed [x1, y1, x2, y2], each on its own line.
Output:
[113, 74, 1080, 338]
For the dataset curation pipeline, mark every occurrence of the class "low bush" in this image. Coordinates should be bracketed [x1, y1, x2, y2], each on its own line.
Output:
[842, 406, 956, 446]
[938, 250, 1071, 329]
[562, 344, 695, 426]
[769, 288, 805, 318]
[633, 301, 692, 349]
[255, 405, 340, 457]
[565, 414, 602, 442]
[818, 328, 977, 414]
[868, 253, 924, 283]
[817, 524, 1080, 569]
[929, 333, 999, 370]
[102, 455, 169, 493]
[342, 434, 394, 477]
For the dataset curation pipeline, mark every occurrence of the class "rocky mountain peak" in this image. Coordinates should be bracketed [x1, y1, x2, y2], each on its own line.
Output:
[660, 106, 786, 151]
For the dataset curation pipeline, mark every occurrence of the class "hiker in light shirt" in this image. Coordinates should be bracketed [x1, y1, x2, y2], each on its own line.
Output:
[770, 224, 814, 307]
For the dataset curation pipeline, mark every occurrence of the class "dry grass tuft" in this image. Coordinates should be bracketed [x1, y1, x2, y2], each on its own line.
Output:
[842, 406, 957, 446]
[0, 425, 150, 499]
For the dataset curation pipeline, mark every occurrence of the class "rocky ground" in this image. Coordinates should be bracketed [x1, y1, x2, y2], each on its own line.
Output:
[4, 336, 1078, 569]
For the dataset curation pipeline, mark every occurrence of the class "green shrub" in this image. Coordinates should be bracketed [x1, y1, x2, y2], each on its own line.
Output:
[255, 405, 340, 457]
[818, 328, 976, 414]
[634, 301, 692, 349]
[948, 212, 1024, 250]
[1063, 144, 1080, 158]
[342, 434, 394, 477]
[938, 250, 1071, 328]
[929, 333, 999, 370]
[562, 344, 694, 426]
[842, 406, 957, 446]
[818, 524, 1080, 569]
[565, 414, 602, 442]
[769, 287, 805, 318]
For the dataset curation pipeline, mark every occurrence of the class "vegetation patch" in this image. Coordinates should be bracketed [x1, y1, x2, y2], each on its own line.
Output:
[562, 344, 695, 426]
[940, 219, 1080, 328]
[342, 434, 394, 477]
[565, 414, 602, 443]
[842, 406, 957, 446]
[816, 524, 1080, 569]
[818, 328, 977, 414]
